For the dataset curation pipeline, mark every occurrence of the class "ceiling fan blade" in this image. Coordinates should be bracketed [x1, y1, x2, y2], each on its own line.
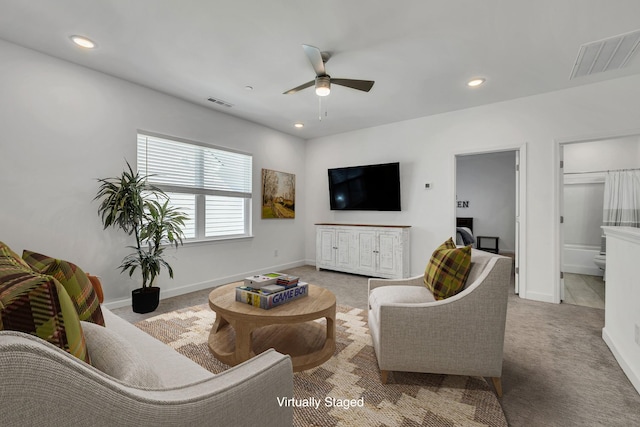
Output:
[283, 80, 315, 95]
[302, 44, 326, 76]
[331, 78, 375, 92]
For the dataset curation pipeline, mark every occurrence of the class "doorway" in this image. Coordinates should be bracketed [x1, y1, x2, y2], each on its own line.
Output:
[453, 144, 526, 296]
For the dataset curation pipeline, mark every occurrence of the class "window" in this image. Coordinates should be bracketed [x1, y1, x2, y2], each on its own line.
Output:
[137, 132, 252, 241]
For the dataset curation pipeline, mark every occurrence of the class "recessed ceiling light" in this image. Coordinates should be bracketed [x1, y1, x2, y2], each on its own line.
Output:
[467, 78, 486, 87]
[294, 123, 304, 128]
[70, 35, 96, 49]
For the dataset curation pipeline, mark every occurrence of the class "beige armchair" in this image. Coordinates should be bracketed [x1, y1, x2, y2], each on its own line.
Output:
[367, 249, 512, 396]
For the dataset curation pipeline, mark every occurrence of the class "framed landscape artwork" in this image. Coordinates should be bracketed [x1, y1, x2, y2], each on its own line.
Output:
[261, 168, 295, 219]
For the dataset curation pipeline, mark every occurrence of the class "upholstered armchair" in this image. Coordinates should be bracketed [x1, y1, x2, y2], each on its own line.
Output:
[367, 249, 512, 396]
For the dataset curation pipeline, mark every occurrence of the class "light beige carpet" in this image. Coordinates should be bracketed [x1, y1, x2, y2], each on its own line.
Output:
[136, 304, 508, 427]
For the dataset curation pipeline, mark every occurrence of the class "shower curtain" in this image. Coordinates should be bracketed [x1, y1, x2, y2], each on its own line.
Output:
[603, 170, 640, 228]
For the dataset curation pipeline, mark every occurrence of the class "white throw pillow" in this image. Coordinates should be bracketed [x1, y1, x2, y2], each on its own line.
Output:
[81, 321, 163, 388]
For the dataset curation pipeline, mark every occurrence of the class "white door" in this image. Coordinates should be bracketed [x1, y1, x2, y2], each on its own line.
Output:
[559, 146, 565, 301]
[515, 151, 520, 294]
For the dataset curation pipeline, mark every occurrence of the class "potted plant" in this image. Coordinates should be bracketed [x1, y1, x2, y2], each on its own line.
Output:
[95, 162, 188, 313]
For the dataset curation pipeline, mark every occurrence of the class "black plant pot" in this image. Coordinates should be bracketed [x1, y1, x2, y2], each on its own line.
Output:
[132, 286, 160, 314]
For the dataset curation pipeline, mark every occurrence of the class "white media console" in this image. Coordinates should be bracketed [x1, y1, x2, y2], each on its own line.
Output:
[315, 223, 410, 279]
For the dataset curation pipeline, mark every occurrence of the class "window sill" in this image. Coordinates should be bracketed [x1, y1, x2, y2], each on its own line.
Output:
[162, 235, 254, 248]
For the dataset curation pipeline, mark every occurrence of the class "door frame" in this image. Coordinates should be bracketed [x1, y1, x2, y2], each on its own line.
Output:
[554, 128, 640, 303]
[452, 143, 527, 298]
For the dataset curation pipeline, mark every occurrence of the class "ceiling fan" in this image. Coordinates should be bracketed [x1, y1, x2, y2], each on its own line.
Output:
[283, 44, 375, 97]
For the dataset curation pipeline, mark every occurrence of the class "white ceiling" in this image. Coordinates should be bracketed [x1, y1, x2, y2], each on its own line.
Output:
[1, 1, 640, 139]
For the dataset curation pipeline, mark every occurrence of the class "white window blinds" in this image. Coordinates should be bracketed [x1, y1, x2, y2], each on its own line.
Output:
[137, 134, 252, 197]
[137, 133, 252, 240]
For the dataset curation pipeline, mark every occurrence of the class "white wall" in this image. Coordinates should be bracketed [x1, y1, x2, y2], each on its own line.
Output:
[564, 136, 640, 173]
[305, 73, 640, 303]
[0, 39, 306, 307]
[563, 183, 604, 248]
[456, 151, 516, 253]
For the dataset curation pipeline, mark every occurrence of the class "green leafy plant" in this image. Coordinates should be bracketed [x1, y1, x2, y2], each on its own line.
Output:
[95, 162, 188, 289]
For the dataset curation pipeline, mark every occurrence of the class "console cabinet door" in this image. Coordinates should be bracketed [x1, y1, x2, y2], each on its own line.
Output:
[335, 229, 353, 269]
[355, 230, 377, 274]
[376, 232, 400, 277]
[317, 228, 336, 268]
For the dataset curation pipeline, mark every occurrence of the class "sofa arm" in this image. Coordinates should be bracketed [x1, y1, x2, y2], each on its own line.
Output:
[368, 275, 424, 292]
[0, 332, 293, 427]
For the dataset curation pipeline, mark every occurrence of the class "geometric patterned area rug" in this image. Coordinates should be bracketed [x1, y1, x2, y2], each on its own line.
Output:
[135, 304, 508, 427]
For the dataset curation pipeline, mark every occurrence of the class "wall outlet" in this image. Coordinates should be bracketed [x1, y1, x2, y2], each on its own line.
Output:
[274, 249, 278, 257]
[636, 324, 640, 346]
[424, 183, 432, 189]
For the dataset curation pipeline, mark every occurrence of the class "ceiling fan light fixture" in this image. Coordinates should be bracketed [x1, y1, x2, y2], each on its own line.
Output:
[315, 76, 331, 96]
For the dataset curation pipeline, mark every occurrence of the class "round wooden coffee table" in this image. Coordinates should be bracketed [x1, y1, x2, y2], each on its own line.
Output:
[208, 282, 336, 372]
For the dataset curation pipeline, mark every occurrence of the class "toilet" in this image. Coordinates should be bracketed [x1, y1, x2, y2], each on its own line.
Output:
[593, 235, 606, 281]
[593, 253, 606, 281]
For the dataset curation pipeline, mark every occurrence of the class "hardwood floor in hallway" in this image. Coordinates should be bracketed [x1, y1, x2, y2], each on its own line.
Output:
[563, 272, 605, 309]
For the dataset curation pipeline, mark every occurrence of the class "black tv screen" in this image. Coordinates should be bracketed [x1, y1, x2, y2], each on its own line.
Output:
[328, 162, 401, 211]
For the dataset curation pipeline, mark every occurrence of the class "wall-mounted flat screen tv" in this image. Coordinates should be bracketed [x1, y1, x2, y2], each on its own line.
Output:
[328, 162, 401, 211]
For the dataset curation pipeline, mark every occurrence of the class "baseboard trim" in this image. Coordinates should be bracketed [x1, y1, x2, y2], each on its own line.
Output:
[602, 327, 640, 395]
[102, 259, 308, 310]
[563, 264, 604, 276]
[522, 291, 555, 303]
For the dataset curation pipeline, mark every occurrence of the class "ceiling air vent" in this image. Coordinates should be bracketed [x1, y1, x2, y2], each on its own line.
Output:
[207, 97, 233, 108]
[570, 29, 640, 79]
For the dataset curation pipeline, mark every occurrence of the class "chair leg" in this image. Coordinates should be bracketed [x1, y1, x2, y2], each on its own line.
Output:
[380, 370, 389, 384]
[491, 377, 503, 397]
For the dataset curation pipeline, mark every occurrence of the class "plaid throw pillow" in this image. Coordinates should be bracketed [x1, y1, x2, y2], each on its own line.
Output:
[86, 273, 104, 304]
[0, 241, 31, 270]
[423, 238, 472, 300]
[0, 248, 90, 363]
[22, 250, 104, 326]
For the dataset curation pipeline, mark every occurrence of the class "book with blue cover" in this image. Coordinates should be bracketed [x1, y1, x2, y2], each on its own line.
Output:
[235, 282, 309, 309]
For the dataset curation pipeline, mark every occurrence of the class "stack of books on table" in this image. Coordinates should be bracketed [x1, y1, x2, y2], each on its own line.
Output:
[236, 274, 308, 309]
[276, 275, 299, 288]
